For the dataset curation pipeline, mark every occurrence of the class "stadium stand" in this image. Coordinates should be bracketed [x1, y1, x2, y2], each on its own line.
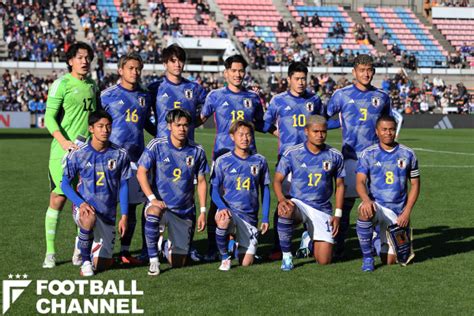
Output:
[360, 7, 448, 68]
[433, 18, 474, 67]
[75, 0, 159, 63]
[288, 3, 377, 58]
[1, 1, 75, 61]
[148, 0, 216, 38]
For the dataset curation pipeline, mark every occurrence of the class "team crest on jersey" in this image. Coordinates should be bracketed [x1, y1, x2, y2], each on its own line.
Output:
[243, 98, 252, 108]
[305, 102, 314, 112]
[185, 89, 193, 99]
[397, 158, 407, 169]
[250, 164, 259, 176]
[107, 159, 117, 171]
[371, 96, 381, 108]
[138, 96, 146, 107]
[322, 160, 332, 171]
[186, 156, 195, 167]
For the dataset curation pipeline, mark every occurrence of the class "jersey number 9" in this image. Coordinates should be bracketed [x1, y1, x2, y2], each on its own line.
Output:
[173, 168, 181, 182]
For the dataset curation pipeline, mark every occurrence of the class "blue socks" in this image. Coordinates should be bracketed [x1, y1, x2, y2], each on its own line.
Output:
[277, 217, 294, 253]
[356, 219, 374, 259]
[144, 214, 161, 259]
[78, 228, 93, 263]
[215, 227, 229, 260]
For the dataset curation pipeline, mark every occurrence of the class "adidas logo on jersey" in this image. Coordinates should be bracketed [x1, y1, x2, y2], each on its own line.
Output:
[284, 106, 292, 110]
[163, 157, 170, 163]
[375, 161, 382, 167]
[86, 162, 92, 168]
[162, 93, 169, 98]
[118, 100, 124, 105]
[348, 99, 355, 104]
[222, 101, 229, 106]
[230, 168, 237, 173]
[301, 163, 307, 168]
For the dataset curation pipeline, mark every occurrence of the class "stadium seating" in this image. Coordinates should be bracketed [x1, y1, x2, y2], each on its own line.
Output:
[95, 0, 143, 42]
[216, 0, 290, 46]
[149, 0, 215, 37]
[433, 18, 474, 66]
[359, 7, 448, 68]
[288, 4, 376, 55]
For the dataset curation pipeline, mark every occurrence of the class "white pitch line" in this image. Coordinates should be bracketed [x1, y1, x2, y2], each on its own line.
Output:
[420, 165, 474, 168]
[412, 148, 474, 156]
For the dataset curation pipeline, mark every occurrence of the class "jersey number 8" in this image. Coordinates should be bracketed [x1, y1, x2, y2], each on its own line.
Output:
[385, 171, 394, 184]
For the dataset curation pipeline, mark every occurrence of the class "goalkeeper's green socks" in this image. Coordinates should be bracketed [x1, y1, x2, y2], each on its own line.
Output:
[45, 207, 60, 254]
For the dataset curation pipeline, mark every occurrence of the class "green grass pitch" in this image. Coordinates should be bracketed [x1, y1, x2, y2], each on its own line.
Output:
[0, 128, 473, 314]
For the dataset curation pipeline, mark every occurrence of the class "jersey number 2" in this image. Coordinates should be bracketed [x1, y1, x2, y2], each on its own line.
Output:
[96, 172, 105, 186]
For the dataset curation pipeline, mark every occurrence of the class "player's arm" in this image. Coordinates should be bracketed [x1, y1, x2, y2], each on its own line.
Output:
[194, 86, 208, 127]
[196, 174, 207, 232]
[273, 172, 294, 216]
[137, 165, 166, 210]
[356, 172, 375, 219]
[260, 184, 270, 234]
[262, 100, 278, 136]
[331, 177, 344, 236]
[200, 91, 215, 124]
[144, 105, 157, 136]
[253, 98, 265, 133]
[397, 177, 420, 227]
[118, 180, 129, 237]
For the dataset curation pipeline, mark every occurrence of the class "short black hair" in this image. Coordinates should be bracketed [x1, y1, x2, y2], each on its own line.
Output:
[118, 52, 144, 70]
[66, 42, 94, 72]
[288, 62, 308, 77]
[88, 110, 113, 126]
[224, 54, 248, 70]
[166, 108, 192, 124]
[162, 44, 186, 63]
[353, 54, 374, 68]
[376, 115, 397, 127]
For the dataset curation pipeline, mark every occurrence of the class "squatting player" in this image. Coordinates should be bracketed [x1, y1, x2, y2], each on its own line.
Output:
[263, 61, 325, 260]
[137, 109, 209, 275]
[148, 44, 207, 140]
[61, 110, 132, 276]
[274, 115, 345, 271]
[43, 42, 99, 268]
[101, 53, 155, 264]
[200, 54, 265, 261]
[326, 54, 391, 258]
[211, 120, 271, 271]
[356, 115, 420, 271]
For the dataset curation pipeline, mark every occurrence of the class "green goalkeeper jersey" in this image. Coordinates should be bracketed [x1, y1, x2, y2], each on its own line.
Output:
[45, 73, 99, 160]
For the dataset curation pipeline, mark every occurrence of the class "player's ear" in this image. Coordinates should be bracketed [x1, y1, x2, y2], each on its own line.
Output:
[230, 133, 235, 142]
[167, 123, 172, 131]
[118, 67, 123, 77]
[88, 124, 94, 134]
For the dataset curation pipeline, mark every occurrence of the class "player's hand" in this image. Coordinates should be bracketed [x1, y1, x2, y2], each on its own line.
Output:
[61, 140, 79, 152]
[150, 199, 166, 211]
[277, 199, 294, 217]
[197, 212, 206, 232]
[260, 222, 269, 235]
[215, 209, 232, 223]
[397, 209, 411, 227]
[118, 215, 128, 238]
[331, 216, 340, 237]
[79, 202, 95, 216]
[359, 200, 375, 219]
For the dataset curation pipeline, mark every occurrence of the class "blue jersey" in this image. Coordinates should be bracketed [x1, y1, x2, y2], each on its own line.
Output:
[357, 143, 419, 214]
[327, 84, 391, 160]
[276, 143, 345, 215]
[64, 142, 132, 223]
[138, 137, 209, 216]
[148, 77, 207, 140]
[201, 87, 264, 159]
[264, 91, 324, 156]
[101, 84, 153, 162]
[211, 151, 270, 226]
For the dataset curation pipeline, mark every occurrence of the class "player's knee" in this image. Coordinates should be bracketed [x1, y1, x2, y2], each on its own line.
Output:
[49, 193, 66, 210]
[146, 205, 162, 217]
[80, 212, 96, 229]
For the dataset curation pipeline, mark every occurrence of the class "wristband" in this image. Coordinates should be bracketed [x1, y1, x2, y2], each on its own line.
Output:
[147, 194, 156, 202]
[334, 208, 343, 218]
[200, 207, 206, 214]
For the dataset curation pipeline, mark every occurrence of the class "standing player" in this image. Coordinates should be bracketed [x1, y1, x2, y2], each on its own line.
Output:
[263, 61, 324, 260]
[43, 42, 99, 268]
[200, 54, 265, 260]
[137, 109, 209, 275]
[148, 44, 207, 140]
[211, 120, 270, 271]
[355, 115, 420, 271]
[274, 115, 345, 270]
[101, 53, 155, 264]
[326, 54, 391, 258]
[61, 111, 132, 276]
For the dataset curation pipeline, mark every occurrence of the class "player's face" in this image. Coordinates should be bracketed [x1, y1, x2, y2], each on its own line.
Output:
[69, 48, 91, 77]
[224, 62, 245, 88]
[89, 118, 112, 143]
[376, 120, 396, 146]
[305, 123, 327, 146]
[165, 56, 184, 77]
[168, 117, 189, 142]
[230, 125, 253, 151]
[289, 71, 307, 95]
[119, 59, 142, 86]
[353, 63, 375, 87]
